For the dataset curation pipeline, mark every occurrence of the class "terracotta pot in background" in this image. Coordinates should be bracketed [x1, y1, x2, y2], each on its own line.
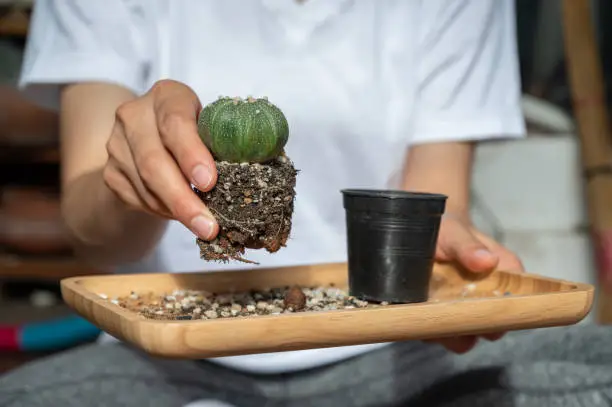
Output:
[0, 186, 71, 255]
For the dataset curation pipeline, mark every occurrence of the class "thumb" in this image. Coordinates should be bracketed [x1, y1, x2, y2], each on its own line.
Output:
[438, 218, 499, 273]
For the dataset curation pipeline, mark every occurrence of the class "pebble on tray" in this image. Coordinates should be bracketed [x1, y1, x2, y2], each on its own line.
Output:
[99, 284, 513, 321]
[110, 286, 372, 321]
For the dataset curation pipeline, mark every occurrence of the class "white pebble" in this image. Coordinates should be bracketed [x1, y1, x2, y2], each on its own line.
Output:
[205, 310, 218, 319]
[98, 293, 108, 299]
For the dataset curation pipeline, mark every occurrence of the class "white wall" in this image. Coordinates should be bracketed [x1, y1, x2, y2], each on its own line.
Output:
[470, 134, 597, 322]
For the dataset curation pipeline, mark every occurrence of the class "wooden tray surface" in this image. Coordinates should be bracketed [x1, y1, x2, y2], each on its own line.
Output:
[61, 262, 594, 359]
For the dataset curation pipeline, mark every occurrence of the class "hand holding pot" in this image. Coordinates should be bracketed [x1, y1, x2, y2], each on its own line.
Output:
[102, 79, 219, 240]
[426, 213, 525, 354]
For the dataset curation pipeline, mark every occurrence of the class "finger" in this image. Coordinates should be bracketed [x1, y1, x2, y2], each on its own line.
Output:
[426, 336, 478, 354]
[435, 243, 452, 262]
[106, 124, 170, 216]
[151, 80, 217, 192]
[108, 157, 173, 219]
[482, 332, 505, 341]
[102, 163, 158, 215]
[471, 230, 525, 272]
[438, 217, 499, 273]
[126, 122, 219, 241]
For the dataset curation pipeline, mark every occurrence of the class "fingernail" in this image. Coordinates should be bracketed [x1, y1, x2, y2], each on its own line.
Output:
[192, 164, 213, 189]
[474, 249, 494, 259]
[191, 215, 215, 240]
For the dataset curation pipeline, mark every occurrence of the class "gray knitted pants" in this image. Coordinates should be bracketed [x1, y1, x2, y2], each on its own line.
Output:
[1, 324, 612, 407]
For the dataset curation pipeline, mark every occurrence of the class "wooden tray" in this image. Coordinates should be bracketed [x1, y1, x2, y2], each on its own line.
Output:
[60, 262, 594, 359]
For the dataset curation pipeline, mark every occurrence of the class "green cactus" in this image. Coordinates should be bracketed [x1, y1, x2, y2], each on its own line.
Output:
[197, 96, 289, 163]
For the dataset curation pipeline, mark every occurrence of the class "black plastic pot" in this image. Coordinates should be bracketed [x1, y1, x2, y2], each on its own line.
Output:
[341, 189, 447, 304]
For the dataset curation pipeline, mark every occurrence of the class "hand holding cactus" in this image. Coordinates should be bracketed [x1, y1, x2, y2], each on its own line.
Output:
[103, 80, 297, 263]
[102, 79, 220, 241]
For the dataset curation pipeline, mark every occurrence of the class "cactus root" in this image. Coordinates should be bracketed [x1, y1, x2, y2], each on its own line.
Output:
[194, 157, 298, 263]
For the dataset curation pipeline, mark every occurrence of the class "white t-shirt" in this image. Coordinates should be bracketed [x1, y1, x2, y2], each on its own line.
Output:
[20, 0, 525, 374]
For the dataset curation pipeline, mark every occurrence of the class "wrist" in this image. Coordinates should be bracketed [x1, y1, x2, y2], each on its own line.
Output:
[401, 141, 473, 220]
[400, 176, 471, 219]
[442, 209, 472, 226]
[62, 169, 168, 267]
[62, 169, 114, 246]
[62, 169, 156, 245]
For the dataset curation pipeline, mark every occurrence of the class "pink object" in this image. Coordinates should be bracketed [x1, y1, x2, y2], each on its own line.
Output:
[0, 326, 18, 350]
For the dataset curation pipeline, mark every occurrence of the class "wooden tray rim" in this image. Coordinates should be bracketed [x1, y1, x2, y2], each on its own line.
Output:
[61, 262, 595, 327]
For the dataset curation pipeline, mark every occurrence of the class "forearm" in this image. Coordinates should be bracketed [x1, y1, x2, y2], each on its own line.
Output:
[401, 141, 474, 217]
[58, 83, 167, 268]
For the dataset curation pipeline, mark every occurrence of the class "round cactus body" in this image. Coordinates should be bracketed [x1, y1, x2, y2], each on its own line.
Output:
[197, 96, 289, 163]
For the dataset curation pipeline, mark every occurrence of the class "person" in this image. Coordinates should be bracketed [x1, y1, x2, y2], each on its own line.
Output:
[2, 1, 611, 406]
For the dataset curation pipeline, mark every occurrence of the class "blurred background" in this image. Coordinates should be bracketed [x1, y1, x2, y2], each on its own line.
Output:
[0, 0, 610, 373]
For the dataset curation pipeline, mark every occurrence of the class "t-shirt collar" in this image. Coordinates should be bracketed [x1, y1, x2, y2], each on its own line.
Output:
[259, 0, 354, 44]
